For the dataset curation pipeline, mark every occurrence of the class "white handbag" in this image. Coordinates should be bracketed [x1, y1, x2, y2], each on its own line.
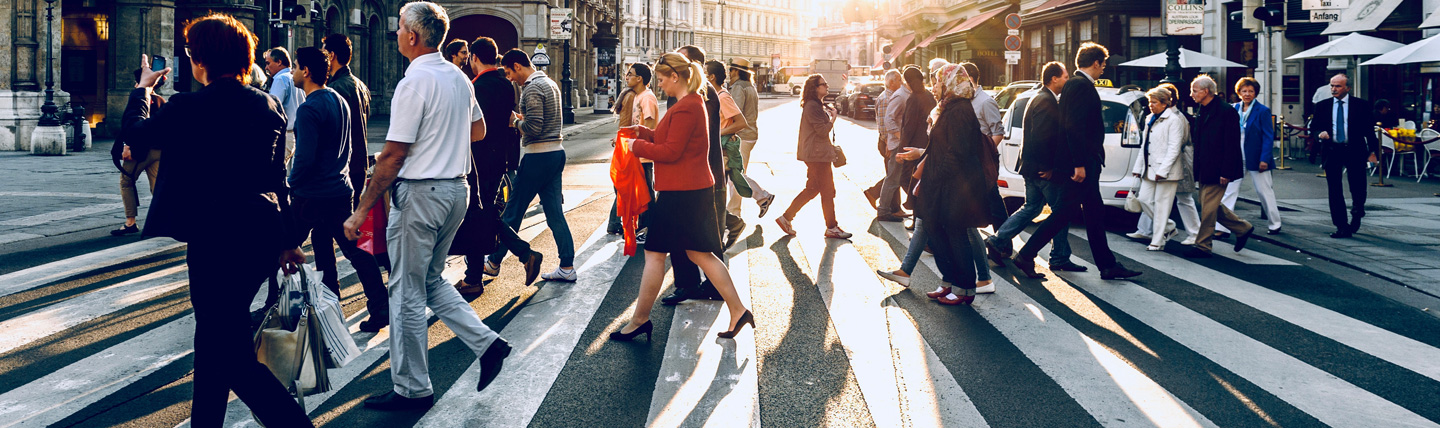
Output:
[255, 267, 333, 401]
[1124, 183, 1144, 213]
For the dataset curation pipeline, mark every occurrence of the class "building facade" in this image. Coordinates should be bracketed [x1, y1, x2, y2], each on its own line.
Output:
[1, 0, 615, 151]
[620, 0, 810, 90]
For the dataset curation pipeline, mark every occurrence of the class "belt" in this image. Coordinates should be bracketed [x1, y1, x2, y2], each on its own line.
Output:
[396, 176, 464, 183]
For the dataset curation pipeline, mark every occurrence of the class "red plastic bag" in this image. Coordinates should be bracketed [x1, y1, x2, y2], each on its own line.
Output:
[357, 185, 389, 256]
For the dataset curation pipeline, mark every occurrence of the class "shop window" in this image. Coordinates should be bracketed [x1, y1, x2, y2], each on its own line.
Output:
[1129, 16, 1163, 38]
[1079, 19, 1093, 42]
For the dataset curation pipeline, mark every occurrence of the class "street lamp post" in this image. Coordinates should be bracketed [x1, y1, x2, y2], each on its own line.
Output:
[39, 0, 60, 127]
[562, 0, 576, 124]
[719, 0, 726, 61]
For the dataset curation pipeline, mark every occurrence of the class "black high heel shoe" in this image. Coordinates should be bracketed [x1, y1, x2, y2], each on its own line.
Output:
[609, 321, 653, 342]
[717, 310, 755, 339]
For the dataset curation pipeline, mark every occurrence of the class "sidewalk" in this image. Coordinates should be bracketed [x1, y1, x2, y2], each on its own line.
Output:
[1230, 159, 1440, 298]
[0, 109, 619, 253]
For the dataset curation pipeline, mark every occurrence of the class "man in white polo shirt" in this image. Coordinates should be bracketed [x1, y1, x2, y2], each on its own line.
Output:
[343, 1, 510, 411]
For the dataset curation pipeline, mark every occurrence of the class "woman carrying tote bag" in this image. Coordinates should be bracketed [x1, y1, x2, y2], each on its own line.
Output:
[1131, 87, 1189, 251]
[774, 74, 852, 240]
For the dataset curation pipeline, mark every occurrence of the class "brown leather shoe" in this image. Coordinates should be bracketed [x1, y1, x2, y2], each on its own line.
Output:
[455, 279, 485, 295]
[522, 251, 544, 285]
[864, 187, 880, 209]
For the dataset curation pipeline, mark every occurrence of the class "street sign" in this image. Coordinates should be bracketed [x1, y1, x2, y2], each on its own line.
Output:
[1302, 0, 1348, 10]
[1005, 13, 1021, 29]
[1004, 51, 1022, 60]
[535, 43, 547, 54]
[532, 52, 552, 67]
[1007, 29, 1020, 36]
[550, 8, 573, 40]
[1004, 35, 1022, 51]
[1309, 9, 1341, 22]
[1006, 58, 1019, 65]
[1164, 0, 1204, 35]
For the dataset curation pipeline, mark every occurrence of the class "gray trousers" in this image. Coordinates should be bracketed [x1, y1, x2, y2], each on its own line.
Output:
[387, 178, 500, 398]
[878, 154, 905, 214]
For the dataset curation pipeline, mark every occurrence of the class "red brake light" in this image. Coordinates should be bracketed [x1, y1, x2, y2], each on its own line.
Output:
[1115, 190, 1130, 198]
[997, 180, 1009, 188]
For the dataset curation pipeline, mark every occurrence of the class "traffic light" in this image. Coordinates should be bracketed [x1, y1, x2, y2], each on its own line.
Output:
[1254, 4, 1284, 27]
[277, 0, 310, 23]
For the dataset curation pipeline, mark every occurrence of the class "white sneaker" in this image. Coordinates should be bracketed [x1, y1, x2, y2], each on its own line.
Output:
[975, 282, 996, 294]
[1181, 235, 1197, 246]
[1125, 231, 1151, 240]
[541, 267, 577, 282]
[877, 270, 910, 286]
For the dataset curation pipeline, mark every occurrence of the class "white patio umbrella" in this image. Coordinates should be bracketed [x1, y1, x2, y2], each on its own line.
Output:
[1118, 48, 1245, 69]
[1285, 33, 1405, 60]
[1360, 34, 1440, 65]
[1286, 33, 1405, 98]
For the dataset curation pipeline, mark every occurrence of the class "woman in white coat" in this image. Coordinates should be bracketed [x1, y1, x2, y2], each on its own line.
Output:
[1132, 87, 1189, 251]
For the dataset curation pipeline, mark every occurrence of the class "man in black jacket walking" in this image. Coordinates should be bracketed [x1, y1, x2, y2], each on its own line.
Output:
[1013, 43, 1140, 280]
[1185, 75, 1255, 257]
[1309, 73, 1379, 238]
[459, 37, 543, 291]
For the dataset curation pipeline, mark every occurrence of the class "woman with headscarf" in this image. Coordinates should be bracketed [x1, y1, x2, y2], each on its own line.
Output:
[913, 64, 994, 305]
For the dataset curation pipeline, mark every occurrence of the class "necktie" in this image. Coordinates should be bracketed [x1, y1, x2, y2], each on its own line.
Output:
[1336, 99, 1346, 144]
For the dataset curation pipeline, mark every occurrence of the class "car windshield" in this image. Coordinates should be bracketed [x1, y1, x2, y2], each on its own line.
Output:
[1008, 97, 1134, 135]
[862, 84, 885, 95]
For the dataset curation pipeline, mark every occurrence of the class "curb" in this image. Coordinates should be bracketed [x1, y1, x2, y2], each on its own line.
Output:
[1236, 196, 1440, 300]
[561, 115, 620, 139]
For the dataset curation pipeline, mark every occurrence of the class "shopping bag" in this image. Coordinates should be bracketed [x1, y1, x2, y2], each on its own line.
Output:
[255, 268, 333, 400]
[296, 265, 361, 368]
[357, 185, 388, 255]
[1124, 184, 1143, 213]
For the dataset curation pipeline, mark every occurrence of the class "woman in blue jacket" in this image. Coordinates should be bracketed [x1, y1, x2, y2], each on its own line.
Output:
[1234, 77, 1283, 234]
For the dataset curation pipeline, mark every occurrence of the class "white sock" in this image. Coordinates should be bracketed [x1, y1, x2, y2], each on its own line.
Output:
[944, 293, 959, 300]
[932, 286, 946, 294]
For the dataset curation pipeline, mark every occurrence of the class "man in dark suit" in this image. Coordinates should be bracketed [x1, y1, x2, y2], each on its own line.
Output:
[457, 37, 543, 292]
[1309, 73, 1380, 238]
[1012, 43, 1141, 280]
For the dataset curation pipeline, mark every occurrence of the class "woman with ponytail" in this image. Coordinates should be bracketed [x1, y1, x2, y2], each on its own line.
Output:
[773, 74, 852, 239]
[611, 53, 754, 342]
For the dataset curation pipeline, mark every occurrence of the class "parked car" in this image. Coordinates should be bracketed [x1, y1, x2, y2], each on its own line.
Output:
[848, 82, 886, 120]
[994, 83, 1147, 209]
[993, 80, 1040, 114]
[836, 84, 856, 116]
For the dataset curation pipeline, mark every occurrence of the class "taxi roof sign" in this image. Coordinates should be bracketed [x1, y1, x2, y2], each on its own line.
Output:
[1093, 79, 1114, 87]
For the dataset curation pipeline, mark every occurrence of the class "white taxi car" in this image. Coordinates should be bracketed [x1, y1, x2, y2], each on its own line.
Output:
[995, 82, 1148, 209]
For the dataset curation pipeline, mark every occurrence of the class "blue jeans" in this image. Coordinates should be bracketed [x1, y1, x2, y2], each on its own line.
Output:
[900, 218, 928, 274]
[987, 179, 1072, 265]
[490, 151, 575, 267]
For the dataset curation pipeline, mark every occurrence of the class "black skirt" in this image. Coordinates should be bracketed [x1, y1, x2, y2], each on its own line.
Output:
[644, 188, 722, 254]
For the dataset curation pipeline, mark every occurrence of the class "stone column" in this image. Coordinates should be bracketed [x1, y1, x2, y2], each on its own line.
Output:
[106, 0, 177, 137]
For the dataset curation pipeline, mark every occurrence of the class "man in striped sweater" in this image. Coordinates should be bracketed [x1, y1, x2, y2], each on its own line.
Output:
[486, 49, 579, 282]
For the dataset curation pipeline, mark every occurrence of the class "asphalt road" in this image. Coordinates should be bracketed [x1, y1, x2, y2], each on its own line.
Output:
[3, 96, 1439, 428]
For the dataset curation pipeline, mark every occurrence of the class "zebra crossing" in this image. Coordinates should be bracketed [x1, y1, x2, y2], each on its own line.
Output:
[1, 164, 1439, 427]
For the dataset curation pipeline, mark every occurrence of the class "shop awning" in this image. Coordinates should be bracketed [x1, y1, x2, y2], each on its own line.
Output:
[1360, 34, 1440, 65]
[936, 7, 1010, 40]
[1286, 32, 1405, 59]
[1421, 8, 1440, 29]
[1027, 0, 1087, 16]
[1118, 48, 1246, 68]
[1323, 0, 1406, 35]
[916, 19, 965, 49]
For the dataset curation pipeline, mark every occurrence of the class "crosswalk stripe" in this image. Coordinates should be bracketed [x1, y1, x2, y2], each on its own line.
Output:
[879, 223, 1213, 428]
[0, 238, 184, 299]
[0, 265, 188, 356]
[0, 201, 145, 227]
[1090, 230, 1440, 383]
[0, 316, 194, 428]
[646, 244, 759, 428]
[415, 219, 625, 427]
[1194, 239, 1296, 266]
[1016, 232, 1439, 428]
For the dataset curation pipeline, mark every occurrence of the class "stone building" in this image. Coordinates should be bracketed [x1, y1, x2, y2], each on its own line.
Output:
[619, 0, 810, 91]
[0, 0, 614, 151]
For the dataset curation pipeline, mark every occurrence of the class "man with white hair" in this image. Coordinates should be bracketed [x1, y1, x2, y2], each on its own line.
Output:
[343, 1, 511, 411]
[868, 68, 909, 221]
[1184, 74, 1255, 258]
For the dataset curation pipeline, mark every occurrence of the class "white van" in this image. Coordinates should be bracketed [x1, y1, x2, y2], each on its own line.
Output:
[785, 76, 808, 95]
[995, 83, 1148, 209]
